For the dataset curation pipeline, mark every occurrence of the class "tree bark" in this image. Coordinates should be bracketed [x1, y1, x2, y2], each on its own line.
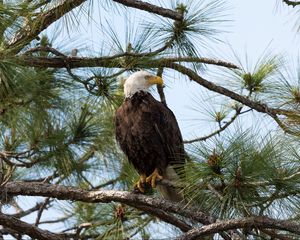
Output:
[176, 216, 300, 240]
[0, 212, 66, 240]
[112, 0, 183, 20]
[1, 181, 300, 238]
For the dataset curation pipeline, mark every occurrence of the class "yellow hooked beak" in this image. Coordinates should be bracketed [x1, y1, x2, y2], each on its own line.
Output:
[147, 76, 164, 86]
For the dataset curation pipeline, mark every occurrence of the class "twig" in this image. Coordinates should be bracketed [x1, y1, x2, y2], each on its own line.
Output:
[24, 46, 66, 57]
[272, 114, 300, 136]
[39, 215, 71, 225]
[207, 183, 223, 201]
[23, 172, 59, 183]
[93, 177, 120, 189]
[35, 197, 51, 226]
[9, 202, 44, 219]
[184, 107, 242, 143]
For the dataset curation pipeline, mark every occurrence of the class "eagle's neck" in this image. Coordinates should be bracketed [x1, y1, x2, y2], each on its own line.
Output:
[124, 82, 149, 98]
[125, 90, 149, 99]
[124, 91, 153, 101]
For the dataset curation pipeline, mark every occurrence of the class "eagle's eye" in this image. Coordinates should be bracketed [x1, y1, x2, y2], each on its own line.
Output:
[144, 75, 152, 80]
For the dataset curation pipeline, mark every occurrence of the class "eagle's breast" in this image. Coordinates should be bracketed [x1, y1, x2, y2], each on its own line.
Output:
[115, 91, 184, 176]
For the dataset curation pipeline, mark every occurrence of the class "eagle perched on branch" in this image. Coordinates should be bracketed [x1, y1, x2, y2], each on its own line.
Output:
[115, 71, 185, 202]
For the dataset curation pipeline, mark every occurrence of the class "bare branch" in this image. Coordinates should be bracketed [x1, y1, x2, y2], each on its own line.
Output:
[39, 215, 71, 225]
[112, 0, 183, 21]
[0, 212, 66, 240]
[176, 216, 300, 240]
[9, 202, 44, 219]
[184, 107, 242, 143]
[35, 197, 51, 226]
[92, 177, 120, 189]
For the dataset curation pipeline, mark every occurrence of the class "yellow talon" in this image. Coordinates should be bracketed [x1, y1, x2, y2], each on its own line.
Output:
[135, 174, 146, 193]
[146, 168, 163, 188]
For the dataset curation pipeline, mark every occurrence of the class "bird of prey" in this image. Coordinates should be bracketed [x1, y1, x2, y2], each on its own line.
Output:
[115, 71, 185, 201]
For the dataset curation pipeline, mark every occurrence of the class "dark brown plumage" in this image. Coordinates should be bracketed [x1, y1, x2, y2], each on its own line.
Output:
[115, 91, 185, 201]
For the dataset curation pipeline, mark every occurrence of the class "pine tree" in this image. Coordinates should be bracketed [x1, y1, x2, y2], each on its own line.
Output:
[0, 0, 300, 239]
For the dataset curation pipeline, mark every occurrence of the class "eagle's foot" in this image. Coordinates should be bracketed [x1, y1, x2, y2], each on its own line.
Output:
[146, 168, 163, 188]
[134, 174, 147, 193]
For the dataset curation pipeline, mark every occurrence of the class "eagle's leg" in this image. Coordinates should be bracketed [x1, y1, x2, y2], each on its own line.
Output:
[135, 174, 147, 193]
[146, 168, 163, 188]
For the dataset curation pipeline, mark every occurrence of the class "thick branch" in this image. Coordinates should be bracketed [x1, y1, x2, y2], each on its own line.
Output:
[0, 212, 66, 240]
[1, 181, 215, 225]
[14, 55, 239, 69]
[112, 0, 183, 21]
[176, 216, 300, 240]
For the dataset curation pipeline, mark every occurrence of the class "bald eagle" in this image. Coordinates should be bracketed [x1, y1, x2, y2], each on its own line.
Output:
[115, 71, 185, 202]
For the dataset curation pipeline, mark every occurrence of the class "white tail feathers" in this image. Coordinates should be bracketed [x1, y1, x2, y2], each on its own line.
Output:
[157, 165, 183, 202]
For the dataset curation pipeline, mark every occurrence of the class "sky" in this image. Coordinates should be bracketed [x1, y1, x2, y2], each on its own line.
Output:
[4, 0, 300, 238]
[46, 0, 299, 142]
[156, 0, 299, 139]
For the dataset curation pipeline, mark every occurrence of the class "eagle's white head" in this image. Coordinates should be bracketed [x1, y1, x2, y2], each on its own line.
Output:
[124, 71, 164, 98]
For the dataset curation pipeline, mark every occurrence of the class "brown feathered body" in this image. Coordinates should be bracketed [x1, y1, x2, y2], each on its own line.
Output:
[115, 91, 184, 200]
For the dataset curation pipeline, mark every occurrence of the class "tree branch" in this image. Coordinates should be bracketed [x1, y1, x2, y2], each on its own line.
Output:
[184, 107, 242, 143]
[1, 181, 215, 225]
[162, 57, 240, 69]
[35, 197, 51, 226]
[9, 202, 44, 219]
[176, 216, 300, 240]
[7, 0, 87, 52]
[136, 204, 192, 232]
[2, 181, 299, 238]
[164, 62, 294, 117]
[15, 54, 240, 69]
[0, 212, 66, 240]
[260, 228, 295, 240]
[112, 0, 183, 21]
[282, 0, 300, 7]
[156, 67, 167, 106]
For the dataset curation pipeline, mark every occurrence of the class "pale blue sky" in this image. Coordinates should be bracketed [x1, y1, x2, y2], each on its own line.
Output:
[163, 0, 299, 139]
